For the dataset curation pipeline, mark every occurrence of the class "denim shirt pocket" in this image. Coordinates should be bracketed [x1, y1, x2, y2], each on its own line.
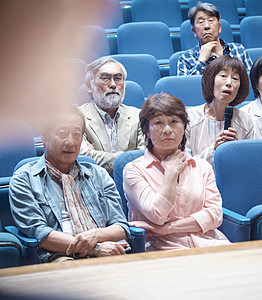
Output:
[34, 193, 58, 228]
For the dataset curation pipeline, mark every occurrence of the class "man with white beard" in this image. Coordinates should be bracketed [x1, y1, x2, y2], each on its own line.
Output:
[79, 56, 145, 176]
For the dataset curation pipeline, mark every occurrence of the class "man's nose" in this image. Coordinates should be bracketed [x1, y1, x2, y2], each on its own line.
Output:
[109, 77, 117, 89]
[204, 20, 210, 29]
[64, 134, 75, 146]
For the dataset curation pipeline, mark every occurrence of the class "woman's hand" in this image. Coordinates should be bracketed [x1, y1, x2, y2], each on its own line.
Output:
[161, 149, 188, 175]
[214, 127, 238, 150]
[129, 220, 168, 236]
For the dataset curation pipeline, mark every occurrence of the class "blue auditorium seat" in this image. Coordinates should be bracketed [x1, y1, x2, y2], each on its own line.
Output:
[180, 19, 233, 50]
[77, 80, 145, 108]
[0, 120, 36, 178]
[0, 229, 22, 269]
[169, 50, 186, 76]
[214, 139, 262, 242]
[240, 16, 262, 49]
[246, 48, 262, 64]
[131, 0, 183, 53]
[0, 120, 36, 229]
[245, 0, 262, 16]
[154, 75, 204, 108]
[112, 54, 161, 97]
[116, 22, 174, 76]
[131, 0, 183, 32]
[113, 150, 146, 252]
[122, 81, 145, 108]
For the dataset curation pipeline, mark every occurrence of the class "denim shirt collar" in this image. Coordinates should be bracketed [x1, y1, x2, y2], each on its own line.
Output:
[32, 154, 93, 178]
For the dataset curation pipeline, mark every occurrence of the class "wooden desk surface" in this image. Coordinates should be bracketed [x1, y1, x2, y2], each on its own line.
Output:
[0, 241, 262, 300]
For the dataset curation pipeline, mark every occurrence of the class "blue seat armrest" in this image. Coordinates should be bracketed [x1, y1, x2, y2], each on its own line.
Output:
[246, 205, 262, 240]
[5, 226, 39, 248]
[129, 226, 145, 253]
[222, 207, 250, 225]
[246, 205, 262, 223]
[220, 208, 250, 242]
[129, 226, 145, 237]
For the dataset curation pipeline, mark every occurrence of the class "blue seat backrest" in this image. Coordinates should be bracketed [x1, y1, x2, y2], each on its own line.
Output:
[0, 120, 36, 177]
[131, 0, 183, 27]
[240, 16, 262, 49]
[117, 22, 174, 60]
[245, 0, 262, 16]
[113, 149, 145, 218]
[246, 48, 262, 64]
[214, 139, 262, 216]
[169, 50, 186, 76]
[112, 54, 161, 97]
[155, 75, 204, 108]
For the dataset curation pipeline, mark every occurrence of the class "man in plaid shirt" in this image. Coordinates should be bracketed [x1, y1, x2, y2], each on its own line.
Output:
[177, 2, 252, 76]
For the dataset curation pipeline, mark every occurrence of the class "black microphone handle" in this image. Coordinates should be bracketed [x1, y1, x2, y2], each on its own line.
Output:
[224, 119, 231, 130]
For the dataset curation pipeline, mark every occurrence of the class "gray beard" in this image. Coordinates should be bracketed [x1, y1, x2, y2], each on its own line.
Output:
[92, 87, 124, 110]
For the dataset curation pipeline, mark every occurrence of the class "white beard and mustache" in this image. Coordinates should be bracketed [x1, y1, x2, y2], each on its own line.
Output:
[91, 82, 125, 110]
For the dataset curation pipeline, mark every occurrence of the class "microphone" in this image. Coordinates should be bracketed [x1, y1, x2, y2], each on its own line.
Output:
[224, 106, 233, 130]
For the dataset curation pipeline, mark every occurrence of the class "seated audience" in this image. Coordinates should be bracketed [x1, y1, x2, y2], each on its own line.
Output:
[177, 2, 252, 75]
[186, 55, 254, 167]
[79, 56, 145, 176]
[9, 106, 130, 263]
[123, 93, 230, 251]
[240, 56, 262, 138]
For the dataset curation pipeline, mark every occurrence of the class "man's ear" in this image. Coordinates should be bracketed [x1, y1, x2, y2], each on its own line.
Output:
[192, 27, 197, 38]
[218, 22, 221, 34]
[86, 82, 94, 99]
[86, 81, 92, 94]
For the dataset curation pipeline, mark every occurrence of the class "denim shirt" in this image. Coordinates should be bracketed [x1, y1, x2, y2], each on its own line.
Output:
[9, 155, 130, 246]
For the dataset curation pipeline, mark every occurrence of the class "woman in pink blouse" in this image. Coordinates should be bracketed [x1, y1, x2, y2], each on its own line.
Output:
[123, 93, 230, 251]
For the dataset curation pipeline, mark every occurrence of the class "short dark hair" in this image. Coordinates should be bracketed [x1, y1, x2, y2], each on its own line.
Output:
[139, 93, 189, 152]
[250, 56, 262, 99]
[202, 55, 249, 106]
[189, 2, 220, 27]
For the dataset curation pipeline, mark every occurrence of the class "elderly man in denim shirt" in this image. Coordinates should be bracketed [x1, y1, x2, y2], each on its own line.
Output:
[9, 106, 130, 263]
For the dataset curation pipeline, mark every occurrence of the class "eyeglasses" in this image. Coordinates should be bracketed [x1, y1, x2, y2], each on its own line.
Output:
[94, 73, 124, 85]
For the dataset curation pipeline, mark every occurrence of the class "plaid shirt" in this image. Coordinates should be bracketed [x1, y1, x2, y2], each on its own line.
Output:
[177, 39, 253, 76]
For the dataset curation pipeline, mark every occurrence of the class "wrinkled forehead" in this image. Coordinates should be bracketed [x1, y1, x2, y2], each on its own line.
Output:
[195, 10, 217, 20]
[95, 62, 123, 76]
[43, 111, 85, 134]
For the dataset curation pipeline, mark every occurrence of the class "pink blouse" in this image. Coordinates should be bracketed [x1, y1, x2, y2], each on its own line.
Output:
[123, 149, 230, 251]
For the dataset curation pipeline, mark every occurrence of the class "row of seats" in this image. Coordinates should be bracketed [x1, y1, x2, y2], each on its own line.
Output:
[74, 49, 262, 104]
[91, 0, 262, 54]
[1, 127, 262, 267]
[78, 17, 262, 65]
[111, 0, 262, 29]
